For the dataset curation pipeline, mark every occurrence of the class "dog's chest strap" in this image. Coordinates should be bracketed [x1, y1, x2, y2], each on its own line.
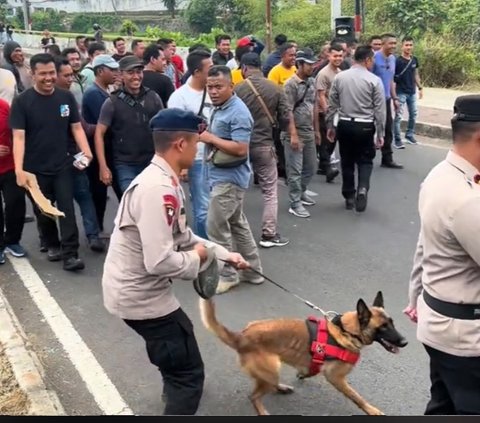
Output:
[307, 317, 360, 376]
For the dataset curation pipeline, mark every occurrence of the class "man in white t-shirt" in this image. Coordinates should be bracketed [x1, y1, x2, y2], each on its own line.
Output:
[168, 49, 213, 239]
[0, 68, 17, 104]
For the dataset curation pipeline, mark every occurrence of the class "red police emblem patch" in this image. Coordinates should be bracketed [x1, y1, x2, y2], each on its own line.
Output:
[163, 195, 178, 226]
[474, 174, 480, 184]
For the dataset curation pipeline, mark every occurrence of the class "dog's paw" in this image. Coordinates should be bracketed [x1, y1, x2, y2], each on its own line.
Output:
[365, 406, 384, 416]
[296, 372, 308, 380]
[276, 384, 294, 394]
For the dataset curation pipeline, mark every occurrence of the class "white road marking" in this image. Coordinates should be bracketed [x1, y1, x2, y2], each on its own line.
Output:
[8, 256, 134, 416]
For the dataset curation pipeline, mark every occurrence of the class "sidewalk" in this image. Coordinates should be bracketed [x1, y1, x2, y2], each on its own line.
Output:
[406, 87, 476, 140]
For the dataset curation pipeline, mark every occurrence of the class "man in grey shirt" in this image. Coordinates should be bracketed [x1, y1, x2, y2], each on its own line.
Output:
[326, 45, 386, 212]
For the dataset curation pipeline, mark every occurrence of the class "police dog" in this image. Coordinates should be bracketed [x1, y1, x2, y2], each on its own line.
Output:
[199, 291, 407, 416]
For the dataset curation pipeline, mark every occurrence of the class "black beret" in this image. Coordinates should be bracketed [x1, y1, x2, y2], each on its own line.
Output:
[149, 108, 206, 133]
[453, 95, 480, 122]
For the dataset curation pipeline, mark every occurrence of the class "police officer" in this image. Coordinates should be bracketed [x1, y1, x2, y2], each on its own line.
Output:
[101, 108, 249, 415]
[326, 45, 386, 212]
[405, 95, 480, 415]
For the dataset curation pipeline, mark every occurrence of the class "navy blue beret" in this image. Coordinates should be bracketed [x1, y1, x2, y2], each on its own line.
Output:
[149, 108, 206, 133]
[453, 95, 480, 122]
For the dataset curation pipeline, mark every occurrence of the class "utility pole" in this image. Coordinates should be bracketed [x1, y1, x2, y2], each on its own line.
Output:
[266, 0, 272, 53]
[21, 0, 30, 31]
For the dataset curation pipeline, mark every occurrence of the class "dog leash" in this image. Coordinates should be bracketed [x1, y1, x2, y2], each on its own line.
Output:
[218, 259, 339, 321]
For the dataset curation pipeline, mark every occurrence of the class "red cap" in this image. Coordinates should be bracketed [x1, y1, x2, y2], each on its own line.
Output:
[237, 36, 254, 48]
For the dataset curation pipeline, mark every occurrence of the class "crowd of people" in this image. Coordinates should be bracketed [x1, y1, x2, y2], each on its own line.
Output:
[0, 26, 479, 418]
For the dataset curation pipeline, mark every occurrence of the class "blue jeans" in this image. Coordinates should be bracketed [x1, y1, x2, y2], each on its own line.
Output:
[115, 162, 150, 194]
[73, 169, 100, 239]
[188, 160, 209, 239]
[394, 92, 418, 142]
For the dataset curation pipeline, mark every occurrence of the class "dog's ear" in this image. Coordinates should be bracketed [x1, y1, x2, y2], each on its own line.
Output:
[357, 299, 372, 328]
[373, 291, 384, 308]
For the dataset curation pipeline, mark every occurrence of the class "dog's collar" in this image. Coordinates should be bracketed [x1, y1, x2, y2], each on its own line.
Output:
[331, 314, 364, 344]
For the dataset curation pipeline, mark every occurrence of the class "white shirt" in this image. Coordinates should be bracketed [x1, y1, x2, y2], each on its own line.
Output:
[0, 68, 17, 105]
[168, 82, 213, 161]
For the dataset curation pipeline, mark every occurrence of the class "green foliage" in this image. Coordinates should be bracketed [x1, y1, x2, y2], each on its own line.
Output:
[415, 34, 479, 87]
[163, 0, 178, 18]
[444, 0, 480, 43]
[184, 0, 218, 33]
[274, 1, 331, 50]
[31, 10, 67, 32]
[120, 19, 138, 36]
[70, 14, 121, 34]
[0, 0, 8, 22]
[144, 25, 223, 47]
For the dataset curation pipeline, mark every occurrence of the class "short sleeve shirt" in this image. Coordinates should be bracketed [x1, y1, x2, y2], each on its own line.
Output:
[268, 64, 297, 87]
[372, 51, 396, 99]
[9, 88, 80, 175]
[395, 56, 419, 95]
[206, 94, 253, 190]
[315, 65, 340, 99]
[284, 75, 316, 130]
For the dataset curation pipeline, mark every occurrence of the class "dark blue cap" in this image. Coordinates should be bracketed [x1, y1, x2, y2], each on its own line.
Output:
[149, 108, 207, 133]
[453, 95, 480, 122]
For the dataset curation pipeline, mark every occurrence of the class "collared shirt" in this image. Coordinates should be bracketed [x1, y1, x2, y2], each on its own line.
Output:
[327, 65, 386, 137]
[71, 73, 86, 110]
[408, 150, 480, 357]
[207, 94, 253, 190]
[82, 82, 109, 124]
[102, 155, 229, 320]
[284, 74, 316, 131]
[372, 51, 395, 99]
[235, 72, 289, 147]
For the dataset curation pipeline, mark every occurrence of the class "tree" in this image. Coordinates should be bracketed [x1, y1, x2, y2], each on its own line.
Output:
[163, 0, 178, 18]
[185, 0, 218, 33]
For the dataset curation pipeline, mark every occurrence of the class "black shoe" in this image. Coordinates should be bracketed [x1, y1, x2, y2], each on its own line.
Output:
[355, 188, 368, 212]
[63, 257, 85, 271]
[326, 167, 339, 183]
[345, 197, 355, 210]
[317, 167, 327, 176]
[88, 236, 106, 253]
[39, 242, 48, 253]
[24, 214, 35, 223]
[381, 160, 404, 169]
[259, 234, 290, 248]
[47, 247, 62, 262]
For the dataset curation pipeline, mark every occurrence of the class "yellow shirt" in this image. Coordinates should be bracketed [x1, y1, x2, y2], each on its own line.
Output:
[232, 68, 244, 85]
[268, 64, 297, 87]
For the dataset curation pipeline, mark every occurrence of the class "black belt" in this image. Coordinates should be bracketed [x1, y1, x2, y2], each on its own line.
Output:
[423, 290, 480, 320]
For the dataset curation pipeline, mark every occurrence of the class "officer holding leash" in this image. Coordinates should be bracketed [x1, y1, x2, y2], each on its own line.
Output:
[405, 95, 480, 415]
[102, 108, 248, 415]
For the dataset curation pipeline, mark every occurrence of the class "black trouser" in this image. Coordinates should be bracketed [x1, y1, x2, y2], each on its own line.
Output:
[124, 308, 205, 415]
[32, 166, 79, 259]
[86, 157, 107, 232]
[273, 128, 286, 179]
[337, 120, 376, 199]
[317, 112, 336, 171]
[424, 345, 480, 415]
[381, 99, 394, 163]
[0, 170, 26, 249]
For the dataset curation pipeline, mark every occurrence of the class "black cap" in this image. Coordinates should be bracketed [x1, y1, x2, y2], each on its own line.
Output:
[296, 48, 316, 64]
[150, 108, 206, 133]
[240, 52, 261, 68]
[119, 55, 144, 71]
[453, 95, 480, 122]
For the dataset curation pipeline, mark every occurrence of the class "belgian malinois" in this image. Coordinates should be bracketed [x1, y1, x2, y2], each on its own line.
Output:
[199, 291, 407, 415]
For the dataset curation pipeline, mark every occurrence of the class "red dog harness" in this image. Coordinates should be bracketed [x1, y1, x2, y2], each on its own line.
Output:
[308, 316, 360, 376]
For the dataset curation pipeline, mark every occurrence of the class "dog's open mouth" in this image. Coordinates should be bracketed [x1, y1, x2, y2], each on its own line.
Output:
[379, 338, 400, 354]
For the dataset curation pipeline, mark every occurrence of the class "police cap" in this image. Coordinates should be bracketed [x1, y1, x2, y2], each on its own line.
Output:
[453, 95, 480, 122]
[149, 108, 206, 133]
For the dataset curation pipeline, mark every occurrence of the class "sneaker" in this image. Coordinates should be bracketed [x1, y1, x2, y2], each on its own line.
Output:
[47, 247, 62, 262]
[289, 205, 310, 218]
[355, 188, 368, 212]
[300, 192, 316, 206]
[259, 234, 290, 248]
[316, 167, 327, 176]
[326, 167, 339, 183]
[0, 249, 5, 265]
[405, 136, 418, 145]
[88, 236, 106, 253]
[5, 244, 27, 257]
[393, 141, 405, 149]
[345, 197, 355, 210]
[216, 279, 240, 295]
[63, 257, 85, 272]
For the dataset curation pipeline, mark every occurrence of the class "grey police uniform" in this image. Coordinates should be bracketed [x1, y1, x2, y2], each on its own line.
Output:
[408, 95, 480, 415]
[102, 109, 229, 415]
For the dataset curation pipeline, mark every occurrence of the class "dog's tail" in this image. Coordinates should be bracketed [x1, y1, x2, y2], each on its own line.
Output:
[199, 298, 244, 351]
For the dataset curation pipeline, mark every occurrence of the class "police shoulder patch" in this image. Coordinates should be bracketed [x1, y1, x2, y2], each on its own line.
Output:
[163, 194, 178, 226]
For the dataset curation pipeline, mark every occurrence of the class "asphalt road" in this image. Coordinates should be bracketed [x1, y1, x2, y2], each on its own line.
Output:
[1, 138, 450, 416]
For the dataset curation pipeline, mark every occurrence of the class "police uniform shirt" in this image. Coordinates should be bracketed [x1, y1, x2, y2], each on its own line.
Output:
[408, 150, 480, 357]
[102, 155, 230, 321]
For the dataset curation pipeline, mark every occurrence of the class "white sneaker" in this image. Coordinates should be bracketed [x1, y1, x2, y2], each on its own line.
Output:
[215, 280, 240, 295]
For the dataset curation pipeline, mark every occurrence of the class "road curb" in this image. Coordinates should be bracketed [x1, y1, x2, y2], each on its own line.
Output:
[401, 120, 451, 141]
[0, 290, 65, 416]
